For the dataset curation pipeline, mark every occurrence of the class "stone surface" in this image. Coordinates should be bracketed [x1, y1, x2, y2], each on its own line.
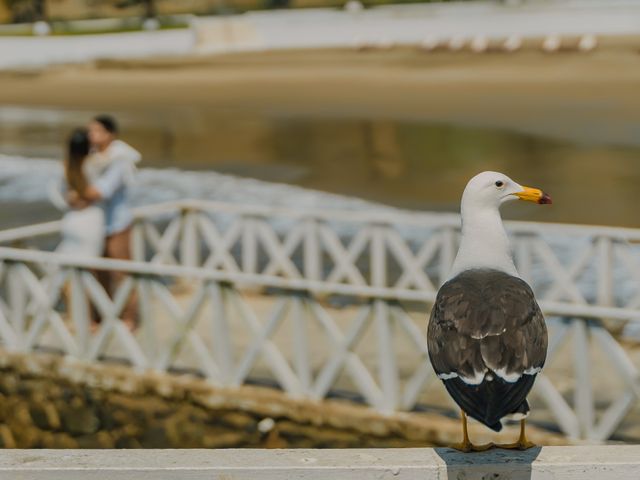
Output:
[0, 447, 638, 479]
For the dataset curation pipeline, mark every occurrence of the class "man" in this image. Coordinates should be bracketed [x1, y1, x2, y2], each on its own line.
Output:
[75, 115, 141, 330]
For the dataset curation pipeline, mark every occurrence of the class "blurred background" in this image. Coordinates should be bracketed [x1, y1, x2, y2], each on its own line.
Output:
[1, 0, 640, 451]
[2, 0, 640, 229]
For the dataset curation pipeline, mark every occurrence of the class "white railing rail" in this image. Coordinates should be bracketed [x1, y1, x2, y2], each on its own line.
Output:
[1, 199, 640, 441]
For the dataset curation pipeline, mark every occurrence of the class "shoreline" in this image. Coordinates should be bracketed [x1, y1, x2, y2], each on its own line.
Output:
[2, 43, 640, 145]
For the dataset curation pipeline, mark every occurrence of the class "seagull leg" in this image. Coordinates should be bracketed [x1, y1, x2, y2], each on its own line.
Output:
[450, 411, 494, 452]
[496, 419, 537, 450]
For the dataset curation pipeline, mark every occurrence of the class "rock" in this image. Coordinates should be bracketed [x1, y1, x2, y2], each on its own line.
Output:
[110, 408, 133, 427]
[43, 432, 78, 449]
[0, 374, 18, 395]
[12, 404, 33, 427]
[114, 436, 142, 449]
[277, 420, 361, 446]
[61, 407, 100, 436]
[139, 426, 170, 448]
[202, 432, 247, 448]
[0, 424, 16, 448]
[12, 426, 41, 448]
[219, 411, 257, 431]
[257, 417, 276, 433]
[76, 431, 114, 449]
[166, 412, 207, 447]
[29, 402, 61, 431]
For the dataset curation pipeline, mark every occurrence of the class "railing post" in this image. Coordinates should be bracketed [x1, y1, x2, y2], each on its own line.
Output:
[180, 208, 201, 269]
[210, 281, 233, 385]
[573, 319, 594, 439]
[138, 276, 156, 366]
[70, 268, 90, 359]
[370, 223, 387, 288]
[131, 219, 146, 262]
[596, 236, 614, 308]
[374, 299, 397, 412]
[242, 215, 258, 275]
[7, 262, 26, 351]
[303, 217, 321, 281]
[292, 293, 312, 395]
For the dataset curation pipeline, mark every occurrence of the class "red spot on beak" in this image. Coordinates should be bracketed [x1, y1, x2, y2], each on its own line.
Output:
[539, 192, 552, 204]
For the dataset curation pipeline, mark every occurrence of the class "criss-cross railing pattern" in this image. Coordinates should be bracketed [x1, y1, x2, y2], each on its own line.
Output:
[124, 201, 640, 309]
[128, 201, 460, 291]
[1, 199, 640, 441]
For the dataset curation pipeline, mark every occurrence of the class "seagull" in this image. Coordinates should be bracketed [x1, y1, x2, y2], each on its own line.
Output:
[427, 171, 551, 452]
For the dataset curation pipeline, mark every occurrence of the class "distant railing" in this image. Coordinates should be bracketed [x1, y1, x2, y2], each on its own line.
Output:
[1, 199, 640, 441]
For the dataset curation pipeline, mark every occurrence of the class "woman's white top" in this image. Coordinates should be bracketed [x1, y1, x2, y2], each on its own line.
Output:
[49, 165, 106, 258]
[57, 205, 105, 257]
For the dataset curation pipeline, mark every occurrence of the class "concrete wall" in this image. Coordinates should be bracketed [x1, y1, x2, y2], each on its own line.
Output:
[0, 446, 638, 479]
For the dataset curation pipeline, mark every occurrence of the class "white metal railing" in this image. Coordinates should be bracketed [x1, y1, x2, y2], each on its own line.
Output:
[1, 199, 640, 442]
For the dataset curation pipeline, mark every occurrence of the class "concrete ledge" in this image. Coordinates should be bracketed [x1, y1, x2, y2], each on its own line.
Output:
[0, 446, 637, 479]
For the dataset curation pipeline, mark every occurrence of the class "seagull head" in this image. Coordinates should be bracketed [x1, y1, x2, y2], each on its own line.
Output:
[461, 171, 552, 212]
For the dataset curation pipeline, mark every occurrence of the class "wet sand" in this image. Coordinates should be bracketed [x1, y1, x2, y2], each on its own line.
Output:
[3, 42, 640, 129]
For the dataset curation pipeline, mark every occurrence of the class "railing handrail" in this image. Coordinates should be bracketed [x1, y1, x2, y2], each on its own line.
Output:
[170, 199, 640, 240]
[3, 199, 640, 244]
[1, 245, 639, 324]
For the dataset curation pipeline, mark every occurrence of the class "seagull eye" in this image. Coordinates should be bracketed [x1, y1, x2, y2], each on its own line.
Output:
[495, 181, 504, 188]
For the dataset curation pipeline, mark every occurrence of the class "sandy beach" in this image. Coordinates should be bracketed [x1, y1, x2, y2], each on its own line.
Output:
[3, 41, 640, 129]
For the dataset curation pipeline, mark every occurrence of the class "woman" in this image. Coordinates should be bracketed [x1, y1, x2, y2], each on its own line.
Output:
[53, 128, 105, 257]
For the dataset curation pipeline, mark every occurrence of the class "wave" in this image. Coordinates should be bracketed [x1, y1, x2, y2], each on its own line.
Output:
[0, 153, 386, 213]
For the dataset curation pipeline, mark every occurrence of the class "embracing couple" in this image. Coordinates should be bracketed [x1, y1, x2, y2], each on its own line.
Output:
[52, 115, 140, 331]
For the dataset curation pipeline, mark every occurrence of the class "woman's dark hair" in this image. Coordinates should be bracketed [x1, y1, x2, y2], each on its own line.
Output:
[66, 128, 91, 200]
[93, 114, 118, 135]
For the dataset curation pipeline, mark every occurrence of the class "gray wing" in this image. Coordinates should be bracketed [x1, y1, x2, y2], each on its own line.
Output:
[427, 269, 548, 384]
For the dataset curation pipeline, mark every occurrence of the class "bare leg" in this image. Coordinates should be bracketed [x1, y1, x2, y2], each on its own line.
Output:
[90, 244, 111, 330]
[450, 411, 494, 452]
[495, 419, 536, 450]
[104, 226, 138, 331]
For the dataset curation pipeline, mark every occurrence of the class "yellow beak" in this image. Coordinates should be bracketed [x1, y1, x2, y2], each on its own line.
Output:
[515, 186, 552, 204]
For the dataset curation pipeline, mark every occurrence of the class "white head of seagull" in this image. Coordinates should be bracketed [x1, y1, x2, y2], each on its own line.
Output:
[449, 171, 551, 280]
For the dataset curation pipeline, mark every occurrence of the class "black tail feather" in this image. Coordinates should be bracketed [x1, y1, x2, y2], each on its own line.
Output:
[442, 374, 536, 432]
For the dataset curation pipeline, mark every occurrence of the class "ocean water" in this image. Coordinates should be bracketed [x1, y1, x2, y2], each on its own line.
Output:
[0, 153, 390, 227]
[3, 105, 640, 228]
